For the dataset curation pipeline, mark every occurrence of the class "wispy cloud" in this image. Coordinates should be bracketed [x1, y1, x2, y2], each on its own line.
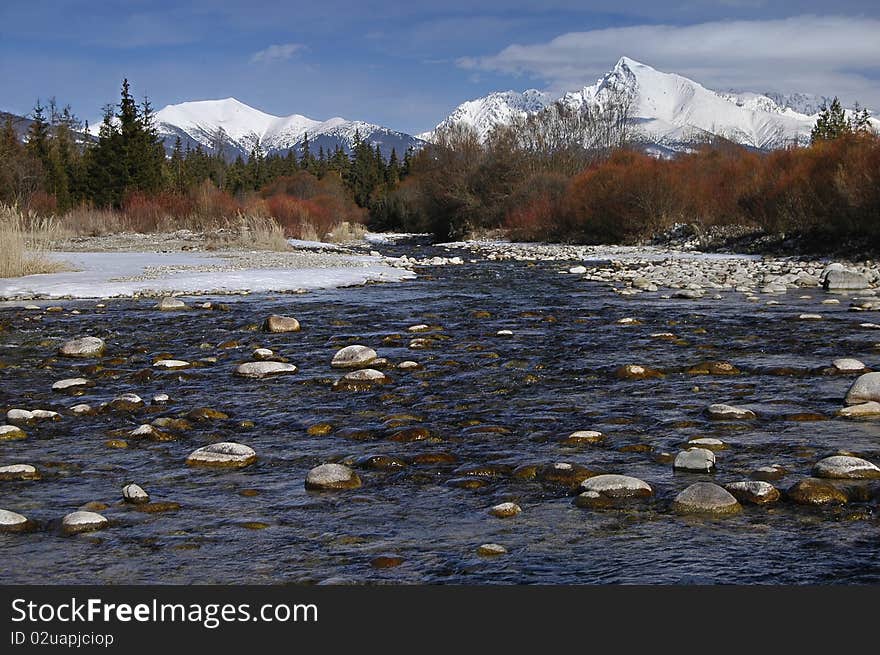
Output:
[459, 15, 880, 106]
[250, 43, 306, 64]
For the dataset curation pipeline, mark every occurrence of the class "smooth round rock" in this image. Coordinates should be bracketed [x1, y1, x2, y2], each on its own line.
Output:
[706, 403, 756, 420]
[153, 359, 190, 369]
[156, 297, 187, 311]
[845, 372, 880, 405]
[333, 368, 391, 390]
[305, 463, 362, 490]
[687, 437, 726, 450]
[186, 442, 257, 468]
[724, 480, 780, 504]
[787, 478, 848, 505]
[58, 336, 105, 358]
[837, 402, 880, 417]
[673, 448, 716, 473]
[833, 358, 866, 372]
[812, 455, 880, 480]
[152, 394, 170, 405]
[253, 348, 274, 360]
[477, 543, 508, 556]
[262, 314, 300, 333]
[331, 345, 378, 369]
[0, 509, 30, 532]
[672, 482, 741, 515]
[122, 483, 150, 504]
[489, 502, 522, 518]
[62, 510, 108, 534]
[0, 425, 27, 441]
[52, 377, 91, 391]
[70, 404, 92, 415]
[234, 361, 298, 379]
[563, 430, 605, 445]
[579, 474, 653, 498]
[0, 464, 40, 481]
[109, 394, 143, 411]
[398, 361, 421, 370]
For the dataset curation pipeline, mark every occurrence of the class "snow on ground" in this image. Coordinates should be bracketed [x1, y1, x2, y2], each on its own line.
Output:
[364, 232, 429, 245]
[0, 251, 415, 301]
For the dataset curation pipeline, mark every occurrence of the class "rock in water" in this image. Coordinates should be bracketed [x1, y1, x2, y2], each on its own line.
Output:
[724, 481, 780, 504]
[122, 483, 150, 504]
[812, 455, 880, 480]
[331, 345, 378, 369]
[787, 478, 848, 505]
[333, 369, 391, 390]
[156, 297, 188, 311]
[186, 442, 257, 468]
[234, 361, 298, 379]
[0, 425, 27, 441]
[58, 336, 105, 358]
[673, 448, 716, 473]
[305, 464, 362, 490]
[477, 543, 508, 556]
[0, 464, 40, 481]
[823, 269, 869, 290]
[262, 315, 300, 333]
[575, 474, 653, 509]
[837, 402, 880, 417]
[672, 483, 741, 515]
[844, 372, 880, 405]
[0, 509, 30, 533]
[832, 358, 865, 372]
[62, 510, 108, 534]
[706, 403, 756, 420]
[489, 502, 522, 518]
[51, 377, 91, 391]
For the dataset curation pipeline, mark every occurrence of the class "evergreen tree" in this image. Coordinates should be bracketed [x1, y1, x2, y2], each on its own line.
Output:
[386, 148, 400, 186]
[25, 100, 50, 164]
[169, 136, 184, 191]
[811, 97, 850, 143]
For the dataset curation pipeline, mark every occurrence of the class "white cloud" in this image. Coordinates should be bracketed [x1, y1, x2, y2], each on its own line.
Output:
[250, 43, 306, 64]
[458, 15, 880, 107]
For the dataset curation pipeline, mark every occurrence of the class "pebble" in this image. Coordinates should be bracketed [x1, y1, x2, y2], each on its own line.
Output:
[812, 455, 880, 480]
[477, 543, 508, 556]
[724, 481, 780, 504]
[186, 442, 257, 468]
[331, 345, 378, 369]
[58, 336, 106, 358]
[0, 509, 30, 532]
[563, 430, 606, 445]
[305, 463, 362, 490]
[262, 314, 300, 332]
[407, 324, 430, 332]
[799, 313, 822, 320]
[398, 360, 421, 370]
[70, 403, 92, 415]
[489, 502, 522, 518]
[253, 348, 274, 360]
[671, 482, 741, 515]
[234, 361, 298, 379]
[615, 364, 664, 380]
[152, 394, 170, 404]
[153, 359, 190, 369]
[122, 483, 150, 504]
[568, 266, 587, 274]
[687, 437, 726, 450]
[62, 510, 109, 534]
[496, 330, 513, 336]
[673, 448, 716, 473]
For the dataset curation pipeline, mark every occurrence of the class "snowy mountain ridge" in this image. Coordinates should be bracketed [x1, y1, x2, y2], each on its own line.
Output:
[423, 57, 879, 151]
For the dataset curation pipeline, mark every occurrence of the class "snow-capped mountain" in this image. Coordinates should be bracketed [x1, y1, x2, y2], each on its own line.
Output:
[92, 97, 423, 160]
[423, 57, 878, 151]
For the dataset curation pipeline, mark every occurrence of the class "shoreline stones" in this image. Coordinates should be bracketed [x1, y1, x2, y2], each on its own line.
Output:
[724, 481, 780, 505]
[673, 448, 716, 473]
[706, 403, 756, 420]
[186, 442, 256, 468]
[122, 483, 150, 504]
[331, 345, 378, 369]
[0, 464, 40, 481]
[787, 478, 848, 505]
[812, 455, 880, 480]
[62, 510, 108, 535]
[333, 369, 392, 391]
[305, 463, 362, 490]
[262, 314, 300, 333]
[58, 336, 105, 358]
[0, 509, 31, 533]
[156, 297, 188, 311]
[672, 482, 741, 515]
[234, 361, 298, 379]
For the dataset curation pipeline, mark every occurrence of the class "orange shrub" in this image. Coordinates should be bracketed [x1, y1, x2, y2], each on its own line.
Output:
[26, 191, 58, 217]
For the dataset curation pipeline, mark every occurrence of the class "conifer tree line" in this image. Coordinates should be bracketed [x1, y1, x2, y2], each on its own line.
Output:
[0, 79, 412, 220]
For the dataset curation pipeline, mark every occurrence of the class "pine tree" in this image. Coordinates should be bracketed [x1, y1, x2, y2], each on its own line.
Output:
[811, 97, 850, 143]
[26, 100, 50, 164]
[386, 148, 400, 186]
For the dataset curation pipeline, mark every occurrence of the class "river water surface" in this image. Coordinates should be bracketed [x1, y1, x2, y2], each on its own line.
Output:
[2, 245, 879, 583]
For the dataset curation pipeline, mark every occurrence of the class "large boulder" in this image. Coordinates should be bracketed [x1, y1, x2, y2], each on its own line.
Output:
[787, 478, 848, 505]
[673, 448, 716, 473]
[672, 482, 741, 515]
[62, 510, 108, 534]
[58, 336, 105, 358]
[823, 268, 869, 291]
[812, 455, 880, 480]
[186, 442, 257, 468]
[844, 372, 880, 405]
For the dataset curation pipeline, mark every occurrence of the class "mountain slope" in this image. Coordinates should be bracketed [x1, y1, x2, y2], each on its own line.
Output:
[91, 98, 423, 160]
[424, 57, 879, 151]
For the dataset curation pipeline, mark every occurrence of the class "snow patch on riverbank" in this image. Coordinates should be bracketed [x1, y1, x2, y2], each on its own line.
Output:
[0, 251, 415, 300]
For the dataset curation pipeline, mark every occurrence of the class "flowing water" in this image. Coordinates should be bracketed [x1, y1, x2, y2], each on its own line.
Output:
[2, 244, 879, 584]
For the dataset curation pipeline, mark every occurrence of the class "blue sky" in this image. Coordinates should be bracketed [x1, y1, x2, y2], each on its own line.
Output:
[1, 1, 878, 134]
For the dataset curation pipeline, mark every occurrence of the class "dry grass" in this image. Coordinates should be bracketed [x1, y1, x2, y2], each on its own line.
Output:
[0, 205, 72, 278]
[206, 214, 290, 252]
[60, 206, 129, 237]
[324, 221, 368, 244]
